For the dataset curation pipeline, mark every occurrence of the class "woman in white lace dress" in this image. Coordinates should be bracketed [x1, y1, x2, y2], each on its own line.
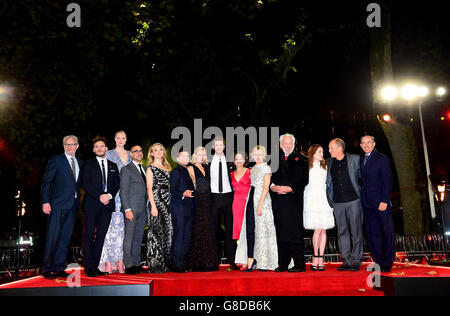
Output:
[235, 145, 278, 271]
[99, 131, 131, 274]
[303, 145, 334, 271]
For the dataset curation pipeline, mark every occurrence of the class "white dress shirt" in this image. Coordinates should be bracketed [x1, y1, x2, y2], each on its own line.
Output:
[132, 160, 146, 175]
[96, 156, 109, 194]
[210, 154, 232, 194]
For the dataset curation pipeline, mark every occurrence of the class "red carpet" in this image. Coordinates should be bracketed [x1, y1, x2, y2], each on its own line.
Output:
[1, 262, 449, 296]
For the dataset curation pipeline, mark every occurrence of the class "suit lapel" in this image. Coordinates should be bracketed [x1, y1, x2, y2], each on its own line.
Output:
[62, 154, 77, 183]
[347, 154, 356, 187]
[131, 163, 146, 185]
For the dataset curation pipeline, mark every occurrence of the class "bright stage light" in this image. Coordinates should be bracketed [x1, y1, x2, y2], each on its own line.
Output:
[381, 86, 397, 101]
[437, 87, 447, 96]
[401, 84, 418, 100]
[418, 86, 429, 97]
[382, 114, 391, 122]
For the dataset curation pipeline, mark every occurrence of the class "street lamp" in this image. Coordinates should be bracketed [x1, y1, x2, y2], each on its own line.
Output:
[380, 83, 447, 219]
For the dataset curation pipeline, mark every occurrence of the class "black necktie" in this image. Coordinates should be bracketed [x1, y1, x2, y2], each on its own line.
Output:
[138, 164, 146, 184]
[218, 158, 223, 193]
[364, 155, 369, 166]
[101, 159, 107, 192]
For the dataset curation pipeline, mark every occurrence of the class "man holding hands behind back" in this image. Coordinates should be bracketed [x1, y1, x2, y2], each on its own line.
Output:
[120, 145, 149, 274]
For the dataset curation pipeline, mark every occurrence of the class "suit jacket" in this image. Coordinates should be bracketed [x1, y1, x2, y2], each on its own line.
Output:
[119, 162, 149, 213]
[169, 165, 195, 217]
[41, 153, 83, 210]
[81, 157, 120, 212]
[326, 154, 361, 208]
[360, 149, 393, 209]
[270, 150, 309, 242]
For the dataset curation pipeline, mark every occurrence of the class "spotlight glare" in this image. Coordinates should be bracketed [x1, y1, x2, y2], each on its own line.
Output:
[418, 86, 429, 97]
[382, 114, 392, 122]
[437, 87, 446, 96]
[381, 86, 397, 101]
[401, 84, 418, 100]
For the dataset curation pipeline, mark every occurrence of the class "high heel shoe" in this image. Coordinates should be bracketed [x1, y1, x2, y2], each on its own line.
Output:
[317, 255, 325, 271]
[311, 256, 319, 271]
[243, 259, 257, 272]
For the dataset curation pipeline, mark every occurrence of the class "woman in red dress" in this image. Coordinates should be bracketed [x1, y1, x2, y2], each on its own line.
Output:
[231, 153, 251, 241]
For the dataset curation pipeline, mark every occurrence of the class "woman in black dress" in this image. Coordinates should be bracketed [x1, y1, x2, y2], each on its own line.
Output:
[186, 147, 220, 271]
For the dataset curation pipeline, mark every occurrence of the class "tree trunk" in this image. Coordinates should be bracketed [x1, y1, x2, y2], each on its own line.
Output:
[369, 1, 428, 234]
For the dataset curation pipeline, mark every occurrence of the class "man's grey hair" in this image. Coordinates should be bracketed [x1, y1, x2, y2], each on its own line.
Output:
[63, 135, 79, 145]
[279, 133, 296, 144]
[331, 138, 345, 151]
[361, 135, 375, 143]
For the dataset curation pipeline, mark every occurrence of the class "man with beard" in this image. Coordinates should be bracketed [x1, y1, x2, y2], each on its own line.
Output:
[270, 133, 308, 272]
[81, 136, 120, 277]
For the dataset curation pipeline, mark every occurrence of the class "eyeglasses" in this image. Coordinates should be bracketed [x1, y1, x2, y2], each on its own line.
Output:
[64, 143, 78, 147]
[131, 150, 143, 153]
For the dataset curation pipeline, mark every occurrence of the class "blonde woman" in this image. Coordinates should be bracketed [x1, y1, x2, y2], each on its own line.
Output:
[185, 147, 219, 271]
[235, 145, 278, 271]
[146, 143, 172, 273]
[99, 131, 131, 274]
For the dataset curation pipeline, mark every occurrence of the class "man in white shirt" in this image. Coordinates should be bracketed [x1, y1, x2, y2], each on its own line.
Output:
[209, 136, 238, 269]
[41, 135, 83, 279]
[81, 137, 120, 277]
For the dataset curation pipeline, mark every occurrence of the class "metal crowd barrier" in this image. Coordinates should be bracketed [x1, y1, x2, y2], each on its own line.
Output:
[1, 234, 447, 277]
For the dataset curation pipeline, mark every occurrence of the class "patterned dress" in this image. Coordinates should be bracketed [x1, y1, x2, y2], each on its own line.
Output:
[147, 166, 172, 273]
[235, 163, 278, 270]
[98, 149, 131, 272]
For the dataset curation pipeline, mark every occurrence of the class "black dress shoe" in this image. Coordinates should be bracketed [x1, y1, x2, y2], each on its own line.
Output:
[172, 266, 187, 273]
[337, 264, 352, 271]
[42, 272, 56, 279]
[125, 266, 138, 275]
[85, 269, 97, 277]
[288, 266, 306, 273]
[274, 267, 288, 272]
[230, 263, 240, 271]
[95, 269, 108, 276]
[54, 270, 70, 278]
[349, 264, 361, 272]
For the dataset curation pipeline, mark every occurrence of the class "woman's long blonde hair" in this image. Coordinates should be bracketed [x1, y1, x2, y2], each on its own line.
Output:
[147, 143, 172, 171]
[190, 146, 209, 165]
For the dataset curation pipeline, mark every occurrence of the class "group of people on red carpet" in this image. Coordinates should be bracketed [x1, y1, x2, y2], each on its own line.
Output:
[40, 131, 395, 279]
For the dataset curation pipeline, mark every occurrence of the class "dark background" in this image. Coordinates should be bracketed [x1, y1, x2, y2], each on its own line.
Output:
[0, 1, 449, 253]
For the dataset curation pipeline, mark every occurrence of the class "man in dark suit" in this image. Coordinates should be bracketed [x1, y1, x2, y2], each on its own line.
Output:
[326, 138, 363, 272]
[209, 136, 237, 269]
[41, 135, 83, 279]
[81, 136, 120, 277]
[169, 150, 195, 273]
[360, 135, 395, 272]
[120, 145, 148, 274]
[270, 134, 309, 272]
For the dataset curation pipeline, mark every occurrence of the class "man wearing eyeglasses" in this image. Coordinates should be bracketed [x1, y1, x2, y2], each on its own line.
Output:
[41, 135, 83, 279]
[119, 145, 149, 274]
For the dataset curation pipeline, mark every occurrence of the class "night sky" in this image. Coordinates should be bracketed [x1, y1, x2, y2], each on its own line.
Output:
[0, 1, 449, 243]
